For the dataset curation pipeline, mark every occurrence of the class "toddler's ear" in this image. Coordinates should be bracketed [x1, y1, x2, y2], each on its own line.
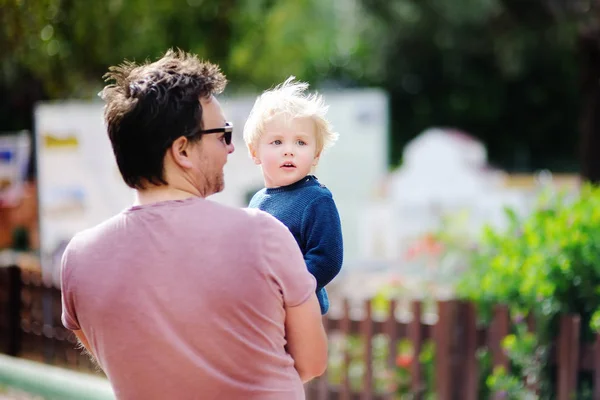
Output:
[312, 151, 321, 167]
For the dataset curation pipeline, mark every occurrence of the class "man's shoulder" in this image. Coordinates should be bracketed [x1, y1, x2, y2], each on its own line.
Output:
[65, 213, 126, 254]
[200, 198, 290, 235]
[204, 198, 271, 224]
[242, 206, 288, 230]
[65, 201, 286, 253]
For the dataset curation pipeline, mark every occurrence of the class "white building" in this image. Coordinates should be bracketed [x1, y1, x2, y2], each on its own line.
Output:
[358, 128, 534, 264]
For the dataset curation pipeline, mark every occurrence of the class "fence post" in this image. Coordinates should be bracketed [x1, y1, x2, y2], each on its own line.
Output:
[435, 300, 454, 400]
[525, 313, 539, 395]
[2, 265, 22, 356]
[488, 305, 510, 400]
[462, 302, 479, 400]
[384, 299, 398, 400]
[340, 298, 351, 400]
[441, 300, 474, 400]
[361, 299, 374, 400]
[409, 300, 423, 399]
[557, 315, 580, 400]
[316, 315, 329, 400]
[490, 305, 510, 372]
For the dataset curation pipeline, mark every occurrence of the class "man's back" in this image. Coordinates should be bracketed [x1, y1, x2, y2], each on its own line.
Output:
[61, 197, 316, 399]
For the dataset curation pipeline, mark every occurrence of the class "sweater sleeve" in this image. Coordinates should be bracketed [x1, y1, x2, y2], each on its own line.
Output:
[301, 195, 344, 289]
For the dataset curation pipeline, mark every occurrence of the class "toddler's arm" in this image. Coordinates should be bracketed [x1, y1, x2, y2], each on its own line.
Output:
[302, 196, 343, 289]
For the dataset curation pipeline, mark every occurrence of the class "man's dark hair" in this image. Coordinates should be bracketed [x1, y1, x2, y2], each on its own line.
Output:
[100, 49, 227, 189]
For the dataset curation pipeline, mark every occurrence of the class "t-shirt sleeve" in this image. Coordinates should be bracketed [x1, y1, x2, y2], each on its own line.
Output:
[60, 242, 80, 331]
[258, 212, 317, 307]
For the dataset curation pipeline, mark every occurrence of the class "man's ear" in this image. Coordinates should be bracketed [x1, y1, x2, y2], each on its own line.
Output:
[249, 145, 261, 165]
[171, 136, 194, 169]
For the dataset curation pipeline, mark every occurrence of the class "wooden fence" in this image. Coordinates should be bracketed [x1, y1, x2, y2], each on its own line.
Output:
[305, 298, 600, 400]
[2, 265, 600, 399]
[0, 266, 98, 373]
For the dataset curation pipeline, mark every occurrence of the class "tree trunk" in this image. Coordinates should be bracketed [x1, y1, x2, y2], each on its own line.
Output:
[579, 26, 600, 183]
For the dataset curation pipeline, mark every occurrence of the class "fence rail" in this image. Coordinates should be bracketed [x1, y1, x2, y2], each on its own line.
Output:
[305, 299, 600, 400]
[2, 265, 600, 399]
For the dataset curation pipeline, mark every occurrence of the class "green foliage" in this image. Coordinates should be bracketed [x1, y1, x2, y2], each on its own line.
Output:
[1, 0, 367, 98]
[458, 184, 600, 338]
[394, 340, 436, 399]
[326, 334, 437, 397]
[360, 0, 585, 171]
[458, 184, 600, 397]
[486, 366, 530, 400]
[3, 0, 597, 171]
[328, 334, 396, 393]
[417, 341, 436, 399]
[228, 0, 364, 89]
[485, 322, 545, 399]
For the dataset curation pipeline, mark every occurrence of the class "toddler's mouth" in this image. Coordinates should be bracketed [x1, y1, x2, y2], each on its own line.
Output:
[281, 162, 296, 168]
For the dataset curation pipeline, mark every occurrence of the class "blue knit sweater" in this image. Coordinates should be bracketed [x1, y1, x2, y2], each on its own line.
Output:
[248, 175, 343, 314]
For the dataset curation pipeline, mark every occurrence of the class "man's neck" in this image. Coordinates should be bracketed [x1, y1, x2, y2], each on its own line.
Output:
[134, 185, 202, 206]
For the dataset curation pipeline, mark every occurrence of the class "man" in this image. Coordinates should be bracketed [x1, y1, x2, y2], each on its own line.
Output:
[60, 50, 327, 399]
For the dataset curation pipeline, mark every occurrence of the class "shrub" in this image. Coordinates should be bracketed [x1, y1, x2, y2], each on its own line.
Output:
[458, 183, 600, 398]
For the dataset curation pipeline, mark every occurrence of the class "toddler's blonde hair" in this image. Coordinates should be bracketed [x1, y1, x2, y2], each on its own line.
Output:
[243, 76, 338, 155]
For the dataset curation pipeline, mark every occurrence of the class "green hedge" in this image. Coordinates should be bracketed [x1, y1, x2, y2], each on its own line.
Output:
[457, 183, 600, 398]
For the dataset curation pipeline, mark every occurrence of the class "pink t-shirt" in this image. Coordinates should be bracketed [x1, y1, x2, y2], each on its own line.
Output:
[61, 197, 316, 399]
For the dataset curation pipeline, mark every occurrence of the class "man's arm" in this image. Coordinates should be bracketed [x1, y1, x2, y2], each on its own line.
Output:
[285, 293, 328, 383]
[73, 329, 96, 360]
[256, 211, 329, 382]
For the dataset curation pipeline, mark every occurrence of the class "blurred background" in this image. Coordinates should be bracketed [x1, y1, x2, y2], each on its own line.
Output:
[1, 0, 600, 399]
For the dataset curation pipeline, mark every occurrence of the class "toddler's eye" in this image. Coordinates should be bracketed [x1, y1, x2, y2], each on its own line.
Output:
[272, 140, 282, 145]
[297, 140, 307, 146]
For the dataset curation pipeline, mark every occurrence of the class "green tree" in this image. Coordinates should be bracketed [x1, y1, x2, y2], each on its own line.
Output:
[4, 0, 597, 176]
[1, 0, 366, 129]
[359, 0, 594, 172]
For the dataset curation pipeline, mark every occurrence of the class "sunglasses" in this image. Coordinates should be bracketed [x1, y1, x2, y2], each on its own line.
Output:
[198, 122, 233, 145]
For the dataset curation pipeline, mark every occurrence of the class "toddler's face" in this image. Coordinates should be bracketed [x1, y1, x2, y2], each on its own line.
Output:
[252, 114, 320, 188]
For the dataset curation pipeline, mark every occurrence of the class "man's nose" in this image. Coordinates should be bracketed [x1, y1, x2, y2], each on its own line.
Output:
[227, 142, 235, 154]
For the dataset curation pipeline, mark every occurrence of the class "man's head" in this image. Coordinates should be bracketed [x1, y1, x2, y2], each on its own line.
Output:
[100, 49, 233, 195]
[243, 77, 338, 188]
